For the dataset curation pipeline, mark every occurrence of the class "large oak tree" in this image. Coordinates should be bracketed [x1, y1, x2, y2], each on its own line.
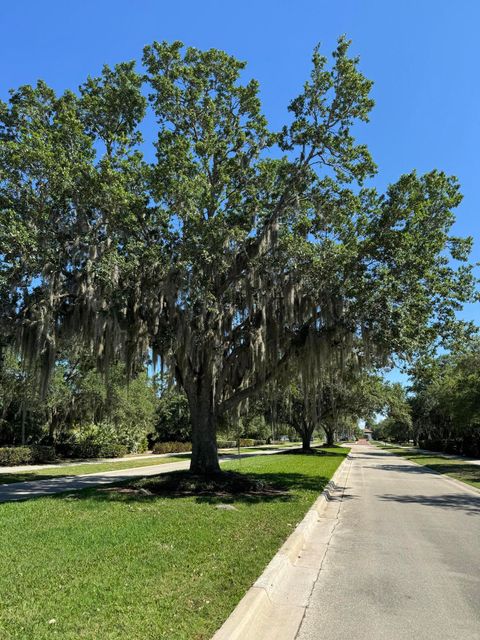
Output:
[0, 38, 475, 473]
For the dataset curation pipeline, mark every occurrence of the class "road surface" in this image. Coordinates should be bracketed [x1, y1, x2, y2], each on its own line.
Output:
[296, 444, 480, 640]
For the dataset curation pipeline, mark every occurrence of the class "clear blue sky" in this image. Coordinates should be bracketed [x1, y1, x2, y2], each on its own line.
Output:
[1, 1, 479, 381]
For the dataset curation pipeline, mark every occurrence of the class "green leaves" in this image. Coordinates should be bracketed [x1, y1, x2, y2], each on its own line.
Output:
[355, 170, 476, 356]
[79, 61, 146, 153]
[144, 40, 269, 238]
[408, 340, 480, 452]
[280, 36, 376, 183]
[0, 37, 476, 435]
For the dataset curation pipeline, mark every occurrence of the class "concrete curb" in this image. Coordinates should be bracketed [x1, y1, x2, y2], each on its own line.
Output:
[212, 452, 353, 640]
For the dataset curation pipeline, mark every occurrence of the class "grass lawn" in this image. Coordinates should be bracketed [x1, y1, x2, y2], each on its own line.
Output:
[231, 441, 322, 452]
[0, 445, 308, 485]
[0, 446, 348, 640]
[0, 456, 187, 485]
[376, 444, 480, 490]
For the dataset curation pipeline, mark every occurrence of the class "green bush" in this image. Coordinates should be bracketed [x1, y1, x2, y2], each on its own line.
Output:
[97, 443, 128, 458]
[216, 440, 237, 448]
[0, 446, 33, 466]
[30, 445, 56, 463]
[72, 442, 99, 459]
[0, 445, 57, 466]
[253, 439, 266, 446]
[59, 441, 128, 459]
[152, 441, 192, 454]
[238, 438, 255, 447]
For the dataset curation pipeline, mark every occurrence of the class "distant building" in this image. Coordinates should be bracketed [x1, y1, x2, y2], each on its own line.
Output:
[363, 428, 373, 441]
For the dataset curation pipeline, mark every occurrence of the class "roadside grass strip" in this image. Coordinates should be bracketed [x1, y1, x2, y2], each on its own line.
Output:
[376, 444, 480, 490]
[0, 447, 348, 640]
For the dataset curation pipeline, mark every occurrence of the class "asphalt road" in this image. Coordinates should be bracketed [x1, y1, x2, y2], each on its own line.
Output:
[296, 444, 480, 640]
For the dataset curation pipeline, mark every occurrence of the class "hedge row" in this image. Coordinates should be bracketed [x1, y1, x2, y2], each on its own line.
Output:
[216, 439, 267, 449]
[56, 442, 128, 459]
[0, 445, 56, 466]
[152, 441, 192, 454]
[419, 438, 480, 458]
[217, 440, 237, 448]
[238, 438, 255, 447]
[152, 439, 268, 454]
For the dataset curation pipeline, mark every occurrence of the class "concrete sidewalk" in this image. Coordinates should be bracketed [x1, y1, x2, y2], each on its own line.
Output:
[0, 450, 186, 473]
[296, 444, 480, 640]
[0, 448, 293, 503]
[0, 443, 300, 473]
[0, 459, 191, 502]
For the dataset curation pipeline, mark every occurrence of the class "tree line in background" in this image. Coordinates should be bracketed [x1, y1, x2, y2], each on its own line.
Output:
[0, 38, 477, 471]
[0, 342, 388, 456]
[373, 339, 480, 457]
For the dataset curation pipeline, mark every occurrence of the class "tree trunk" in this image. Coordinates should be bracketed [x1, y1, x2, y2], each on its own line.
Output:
[323, 423, 335, 446]
[301, 431, 312, 451]
[190, 410, 220, 474]
[186, 379, 221, 475]
[297, 419, 313, 451]
[21, 405, 26, 446]
[48, 410, 55, 445]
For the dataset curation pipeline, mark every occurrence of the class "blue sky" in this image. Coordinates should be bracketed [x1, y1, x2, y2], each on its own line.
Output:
[1, 1, 478, 382]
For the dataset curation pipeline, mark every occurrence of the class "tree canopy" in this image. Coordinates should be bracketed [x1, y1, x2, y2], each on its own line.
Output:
[0, 38, 475, 472]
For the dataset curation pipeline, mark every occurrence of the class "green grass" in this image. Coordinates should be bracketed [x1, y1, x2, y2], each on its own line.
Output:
[0, 446, 348, 640]
[375, 444, 480, 490]
[0, 455, 187, 485]
[0, 444, 309, 485]
[0, 443, 309, 485]
[224, 441, 322, 454]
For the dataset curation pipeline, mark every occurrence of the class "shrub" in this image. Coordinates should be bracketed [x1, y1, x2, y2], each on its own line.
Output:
[0, 445, 58, 466]
[97, 443, 128, 458]
[135, 436, 149, 454]
[0, 447, 33, 466]
[58, 441, 128, 459]
[216, 440, 237, 448]
[30, 445, 56, 463]
[238, 438, 255, 447]
[253, 439, 266, 446]
[152, 441, 192, 454]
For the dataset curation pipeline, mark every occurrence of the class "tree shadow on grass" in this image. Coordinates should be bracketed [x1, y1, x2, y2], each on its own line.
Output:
[46, 465, 341, 506]
[117, 469, 332, 505]
[282, 447, 347, 458]
[0, 449, 348, 505]
[0, 472, 53, 485]
[421, 463, 480, 487]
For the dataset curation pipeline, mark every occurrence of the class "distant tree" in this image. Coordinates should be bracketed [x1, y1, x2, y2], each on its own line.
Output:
[371, 383, 412, 442]
[409, 340, 480, 455]
[154, 388, 191, 443]
[266, 363, 387, 448]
